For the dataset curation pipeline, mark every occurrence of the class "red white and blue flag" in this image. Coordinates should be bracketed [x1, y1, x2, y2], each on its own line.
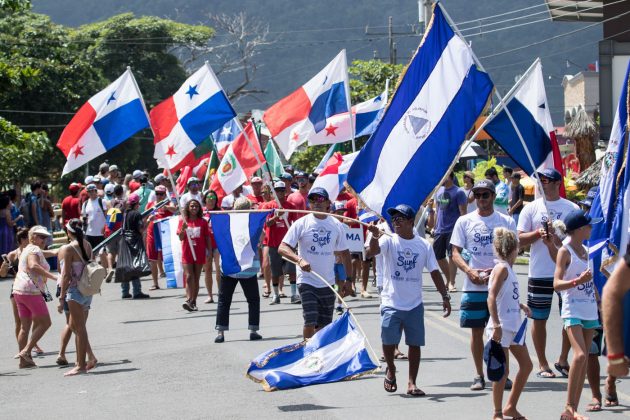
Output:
[151, 63, 236, 171]
[311, 152, 357, 201]
[212, 118, 242, 157]
[57, 69, 149, 175]
[263, 50, 351, 159]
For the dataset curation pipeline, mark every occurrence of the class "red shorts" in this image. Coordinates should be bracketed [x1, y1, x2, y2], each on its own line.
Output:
[13, 293, 49, 318]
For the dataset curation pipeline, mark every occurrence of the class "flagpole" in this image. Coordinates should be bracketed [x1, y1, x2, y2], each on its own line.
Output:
[128, 66, 198, 263]
[201, 134, 221, 193]
[253, 119, 279, 186]
[438, 4, 551, 213]
[342, 49, 356, 152]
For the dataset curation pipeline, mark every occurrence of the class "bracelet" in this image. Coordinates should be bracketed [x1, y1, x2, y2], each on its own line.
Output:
[572, 279, 578, 288]
[493, 324, 502, 329]
[609, 357, 626, 366]
[608, 352, 625, 361]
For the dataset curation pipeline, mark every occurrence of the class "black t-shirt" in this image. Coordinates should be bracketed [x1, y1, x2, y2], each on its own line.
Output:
[510, 184, 525, 214]
[124, 209, 143, 233]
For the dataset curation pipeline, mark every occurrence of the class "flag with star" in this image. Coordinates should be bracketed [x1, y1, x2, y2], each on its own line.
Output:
[263, 50, 351, 159]
[57, 68, 149, 175]
[151, 63, 236, 172]
[307, 90, 388, 146]
[212, 118, 241, 158]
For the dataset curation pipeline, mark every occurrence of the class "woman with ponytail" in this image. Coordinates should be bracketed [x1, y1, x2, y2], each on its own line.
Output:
[57, 218, 98, 376]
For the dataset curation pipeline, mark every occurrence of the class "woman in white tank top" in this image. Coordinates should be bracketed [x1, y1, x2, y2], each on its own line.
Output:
[487, 228, 533, 420]
[553, 210, 601, 420]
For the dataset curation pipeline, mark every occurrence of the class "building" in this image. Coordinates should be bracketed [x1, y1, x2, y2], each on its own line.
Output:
[562, 70, 600, 124]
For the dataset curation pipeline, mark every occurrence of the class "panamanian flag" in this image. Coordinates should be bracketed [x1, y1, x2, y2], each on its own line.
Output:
[151, 63, 236, 172]
[311, 152, 357, 202]
[57, 69, 149, 176]
[263, 50, 351, 159]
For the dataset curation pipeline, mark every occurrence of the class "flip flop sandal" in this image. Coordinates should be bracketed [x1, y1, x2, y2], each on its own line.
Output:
[394, 353, 408, 360]
[383, 367, 397, 393]
[149, 285, 160, 291]
[554, 362, 570, 377]
[406, 388, 426, 397]
[278, 293, 287, 298]
[586, 401, 602, 412]
[56, 356, 69, 366]
[535, 369, 556, 378]
[262, 291, 271, 298]
[604, 393, 619, 407]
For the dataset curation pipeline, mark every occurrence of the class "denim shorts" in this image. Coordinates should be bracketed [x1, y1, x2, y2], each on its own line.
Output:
[66, 286, 92, 310]
[381, 304, 425, 347]
[563, 318, 600, 330]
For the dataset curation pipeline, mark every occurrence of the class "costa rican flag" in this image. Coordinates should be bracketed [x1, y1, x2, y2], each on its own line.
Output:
[263, 50, 351, 159]
[57, 69, 149, 176]
[151, 63, 236, 172]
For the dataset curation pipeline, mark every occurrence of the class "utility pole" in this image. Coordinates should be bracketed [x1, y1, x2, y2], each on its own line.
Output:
[419, 0, 433, 32]
[365, 16, 417, 64]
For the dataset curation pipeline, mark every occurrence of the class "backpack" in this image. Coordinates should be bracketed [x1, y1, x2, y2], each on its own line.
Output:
[19, 193, 33, 227]
[72, 244, 107, 296]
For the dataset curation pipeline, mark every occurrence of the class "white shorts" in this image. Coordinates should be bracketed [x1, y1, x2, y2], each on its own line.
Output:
[485, 325, 527, 348]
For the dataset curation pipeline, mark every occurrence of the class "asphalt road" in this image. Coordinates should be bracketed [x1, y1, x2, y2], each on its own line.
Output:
[0, 265, 628, 420]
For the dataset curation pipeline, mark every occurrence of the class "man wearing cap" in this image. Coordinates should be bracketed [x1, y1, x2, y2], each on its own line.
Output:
[366, 204, 451, 396]
[221, 184, 248, 210]
[108, 164, 121, 184]
[247, 177, 264, 208]
[508, 173, 525, 226]
[81, 184, 109, 267]
[450, 179, 516, 391]
[134, 173, 152, 213]
[287, 171, 309, 216]
[79, 176, 95, 207]
[61, 183, 82, 225]
[279, 187, 353, 339]
[129, 169, 143, 192]
[98, 162, 110, 179]
[485, 167, 509, 215]
[279, 172, 295, 195]
[427, 172, 467, 293]
[260, 181, 298, 304]
[180, 177, 203, 208]
[517, 167, 578, 379]
[103, 184, 116, 205]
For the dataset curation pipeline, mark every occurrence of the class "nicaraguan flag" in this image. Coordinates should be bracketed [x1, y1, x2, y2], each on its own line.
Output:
[57, 69, 149, 176]
[151, 63, 236, 172]
[210, 211, 270, 275]
[358, 208, 380, 224]
[263, 50, 351, 158]
[158, 216, 184, 288]
[246, 311, 378, 391]
[346, 5, 493, 222]
[307, 90, 388, 146]
[311, 152, 357, 201]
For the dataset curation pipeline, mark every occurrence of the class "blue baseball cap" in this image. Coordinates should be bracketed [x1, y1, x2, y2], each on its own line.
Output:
[386, 204, 416, 219]
[280, 172, 293, 181]
[307, 187, 329, 200]
[564, 209, 602, 232]
[537, 168, 562, 182]
[484, 339, 506, 382]
[578, 186, 598, 208]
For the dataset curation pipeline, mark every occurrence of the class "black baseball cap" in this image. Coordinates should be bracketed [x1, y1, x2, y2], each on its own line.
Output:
[564, 209, 602, 232]
[537, 168, 562, 182]
[472, 179, 496, 193]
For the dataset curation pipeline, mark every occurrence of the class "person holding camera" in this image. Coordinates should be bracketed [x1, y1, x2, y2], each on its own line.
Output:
[12, 226, 57, 369]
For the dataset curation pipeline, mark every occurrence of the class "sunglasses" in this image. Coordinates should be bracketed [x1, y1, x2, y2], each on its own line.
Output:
[189, 183, 199, 187]
[308, 196, 327, 203]
[206, 196, 217, 201]
[540, 178, 555, 184]
[391, 215, 411, 223]
[474, 192, 492, 199]
[156, 192, 166, 196]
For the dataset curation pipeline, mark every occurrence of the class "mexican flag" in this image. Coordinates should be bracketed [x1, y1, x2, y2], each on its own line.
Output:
[210, 121, 265, 202]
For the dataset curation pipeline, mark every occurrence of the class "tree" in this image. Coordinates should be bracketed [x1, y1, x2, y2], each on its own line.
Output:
[0, 0, 30, 12]
[0, 117, 50, 184]
[348, 59, 403, 103]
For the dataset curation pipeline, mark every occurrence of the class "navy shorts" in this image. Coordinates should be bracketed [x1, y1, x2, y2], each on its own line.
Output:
[381, 304, 425, 346]
[460, 291, 489, 328]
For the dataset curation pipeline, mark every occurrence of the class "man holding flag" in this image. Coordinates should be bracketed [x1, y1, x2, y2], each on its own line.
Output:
[279, 187, 352, 339]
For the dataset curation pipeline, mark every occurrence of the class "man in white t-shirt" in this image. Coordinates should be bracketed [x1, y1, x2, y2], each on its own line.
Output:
[81, 184, 108, 266]
[517, 168, 578, 378]
[279, 187, 352, 339]
[221, 184, 247, 210]
[366, 204, 451, 396]
[179, 177, 203, 208]
[451, 179, 516, 391]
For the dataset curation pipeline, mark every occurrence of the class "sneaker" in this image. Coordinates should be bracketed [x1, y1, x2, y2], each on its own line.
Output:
[132, 293, 150, 299]
[250, 332, 262, 341]
[470, 375, 485, 391]
[504, 378, 513, 390]
[105, 270, 115, 283]
[336, 306, 343, 315]
[290, 295, 301, 304]
[269, 295, 280, 305]
[214, 334, 224, 343]
[191, 302, 198, 312]
[182, 300, 193, 312]
[122, 293, 132, 299]
[360, 291, 373, 298]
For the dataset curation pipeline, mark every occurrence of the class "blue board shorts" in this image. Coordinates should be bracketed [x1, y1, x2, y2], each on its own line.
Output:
[460, 291, 490, 328]
[381, 303, 425, 347]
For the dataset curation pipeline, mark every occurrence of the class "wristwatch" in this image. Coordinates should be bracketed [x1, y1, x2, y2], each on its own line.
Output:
[442, 293, 451, 301]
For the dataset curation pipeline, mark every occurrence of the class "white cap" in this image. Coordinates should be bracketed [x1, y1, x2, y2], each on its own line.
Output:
[273, 181, 286, 189]
[84, 175, 94, 184]
[104, 184, 115, 194]
[132, 169, 143, 179]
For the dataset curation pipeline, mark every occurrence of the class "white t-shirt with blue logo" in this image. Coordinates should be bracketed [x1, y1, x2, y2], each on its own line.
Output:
[282, 214, 349, 287]
[450, 211, 516, 292]
[379, 234, 439, 311]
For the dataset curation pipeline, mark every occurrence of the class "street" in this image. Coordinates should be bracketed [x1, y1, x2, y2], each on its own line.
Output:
[0, 264, 628, 420]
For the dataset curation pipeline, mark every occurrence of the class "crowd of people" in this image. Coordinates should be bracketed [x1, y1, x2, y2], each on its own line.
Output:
[0, 161, 628, 420]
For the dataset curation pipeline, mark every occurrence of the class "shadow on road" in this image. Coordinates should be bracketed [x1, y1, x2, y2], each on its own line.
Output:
[89, 367, 139, 375]
[277, 403, 338, 412]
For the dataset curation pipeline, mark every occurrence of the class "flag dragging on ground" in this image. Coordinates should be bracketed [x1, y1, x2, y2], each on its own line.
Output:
[151, 63, 236, 172]
[483, 59, 566, 196]
[307, 90, 388, 146]
[311, 152, 357, 201]
[57, 69, 149, 175]
[210, 121, 266, 201]
[263, 140, 284, 178]
[212, 118, 241, 157]
[246, 311, 378, 391]
[263, 50, 351, 159]
[346, 5, 493, 222]
[158, 216, 184, 288]
[210, 211, 271, 275]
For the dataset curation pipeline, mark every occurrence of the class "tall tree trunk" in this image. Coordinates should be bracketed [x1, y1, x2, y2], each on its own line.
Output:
[575, 135, 596, 171]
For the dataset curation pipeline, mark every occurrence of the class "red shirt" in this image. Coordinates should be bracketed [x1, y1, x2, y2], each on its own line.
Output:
[342, 197, 359, 228]
[286, 190, 307, 219]
[61, 195, 81, 224]
[129, 180, 141, 192]
[260, 199, 296, 247]
[247, 194, 264, 209]
[178, 216, 210, 264]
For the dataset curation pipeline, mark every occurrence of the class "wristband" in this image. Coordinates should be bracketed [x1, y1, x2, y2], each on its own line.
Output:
[609, 357, 626, 366]
[608, 353, 625, 361]
[572, 279, 577, 288]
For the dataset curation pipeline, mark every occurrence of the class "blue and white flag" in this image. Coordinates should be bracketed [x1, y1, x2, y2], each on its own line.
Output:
[212, 118, 241, 153]
[358, 208, 379, 224]
[484, 59, 556, 176]
[346, 6, 493, 221]
[246, 311, 378, 391]
[210, 211, 270, 275]
[158, 216, 184, 288]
